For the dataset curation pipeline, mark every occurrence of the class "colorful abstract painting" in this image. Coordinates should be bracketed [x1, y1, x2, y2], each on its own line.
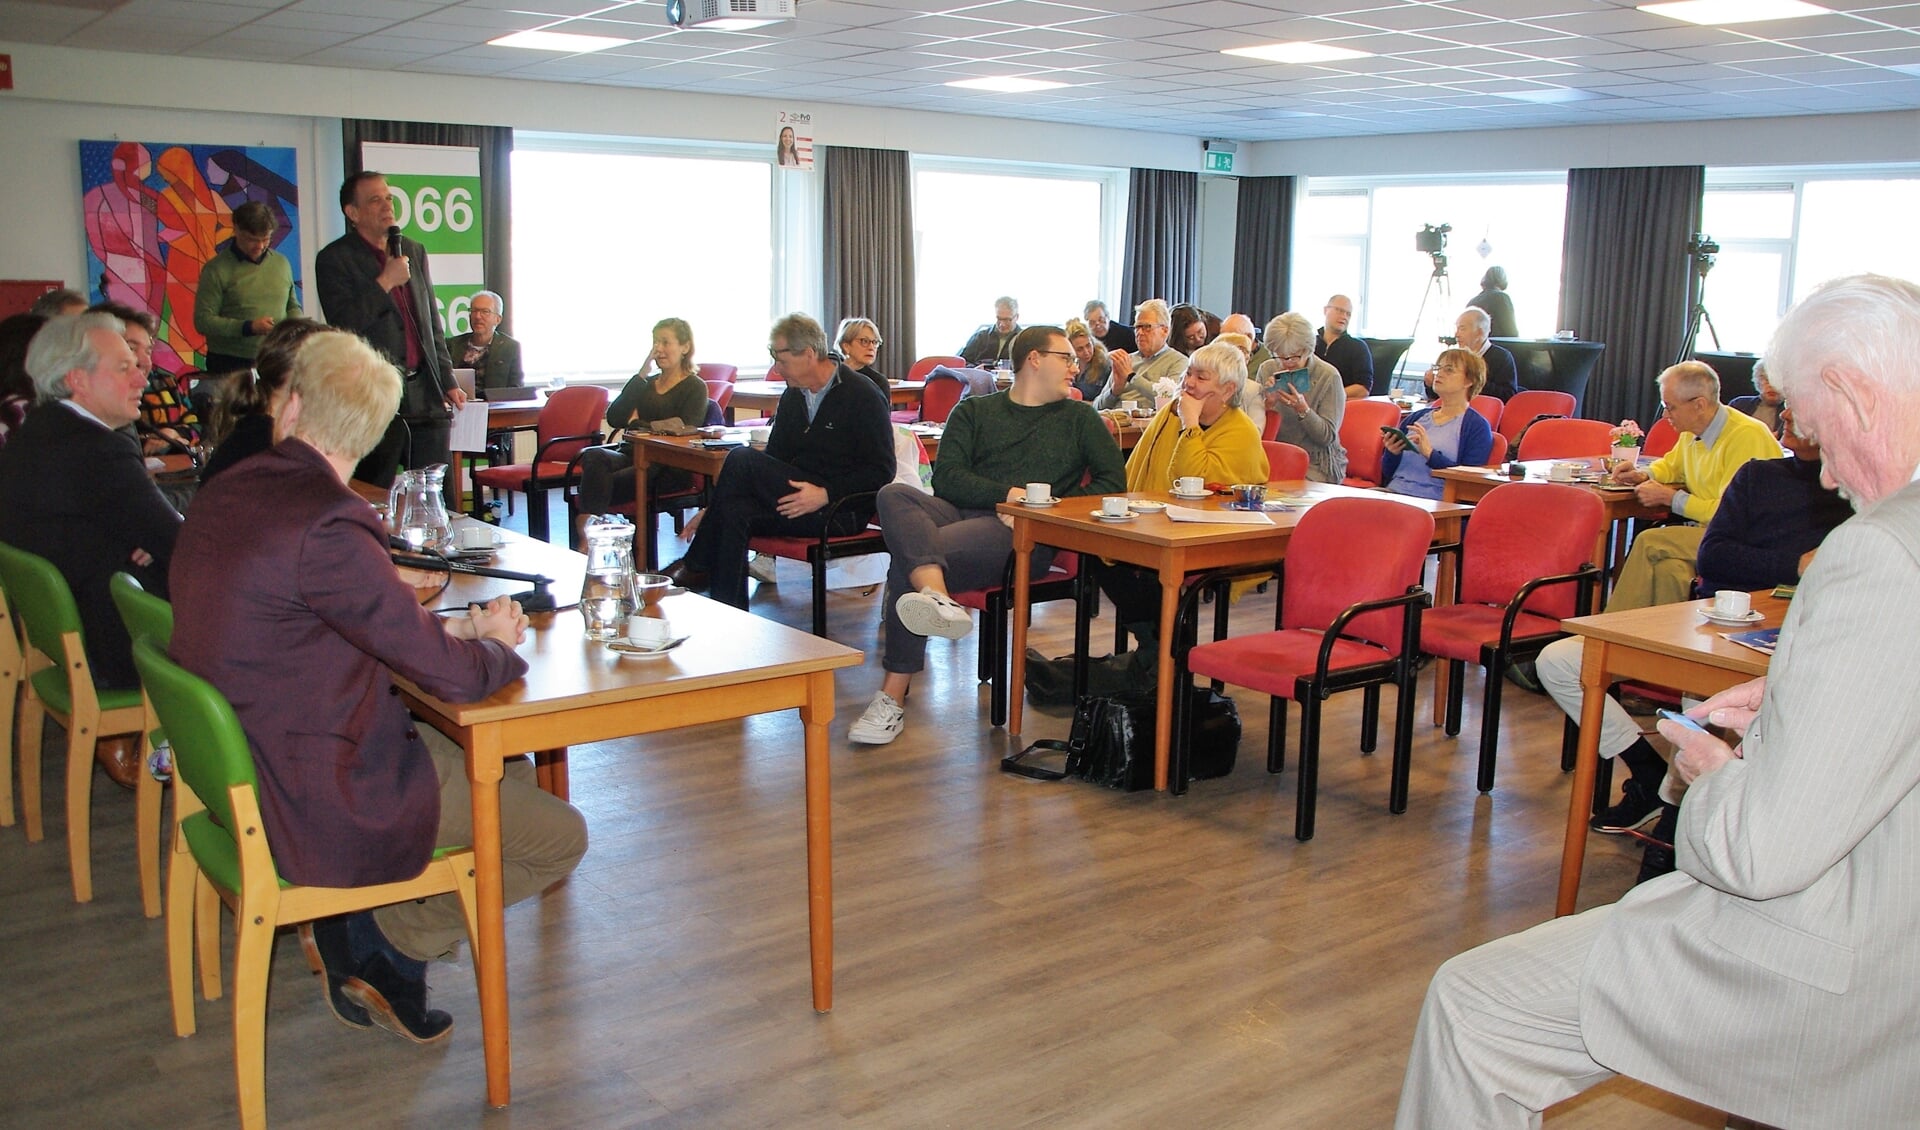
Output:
[79, 140, 301, 374]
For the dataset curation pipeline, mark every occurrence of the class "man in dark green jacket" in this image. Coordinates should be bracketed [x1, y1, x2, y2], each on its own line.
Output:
[849, 324, 1125, 745]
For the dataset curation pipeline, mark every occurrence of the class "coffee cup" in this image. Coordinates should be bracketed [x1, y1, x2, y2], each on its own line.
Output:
[1712, 590, 1751, 618]
[456, 525, 494, 551]
[1174, 476, 1204, 496]
[1549, 462, 1576, 482]
[750, 426, 772, 444]
[1101, 496, 1130, 517]
[1025, 482, 1052, 504]
[627, 614, 674, 647]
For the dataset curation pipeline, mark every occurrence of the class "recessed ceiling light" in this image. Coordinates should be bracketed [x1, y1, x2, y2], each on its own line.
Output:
[488, 29, 633, 53]
[1637, 0, 1830, 25]
[945, 76, 1070, 93]
[1222, 42, 1372, 65]
[1493, 87, 1594, 104]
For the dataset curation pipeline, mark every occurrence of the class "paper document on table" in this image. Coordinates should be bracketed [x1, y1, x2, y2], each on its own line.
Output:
[1165, 504, 1274, 525]
[449, 402, 490, 453]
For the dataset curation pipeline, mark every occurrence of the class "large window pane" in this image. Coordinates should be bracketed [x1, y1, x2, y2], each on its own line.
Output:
[512, 149, 772, 382]
[1702, 187, 1794, 240]
[1696, 249, 1786, 356]
[913, 167, 1107, 359]
[1795, 179, 1920, 302]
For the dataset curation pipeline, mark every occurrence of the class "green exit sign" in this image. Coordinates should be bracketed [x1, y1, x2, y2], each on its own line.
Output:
[1203, 150, 1235, 174]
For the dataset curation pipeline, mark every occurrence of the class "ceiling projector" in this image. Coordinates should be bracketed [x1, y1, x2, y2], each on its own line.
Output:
[665, 0, 795, 31]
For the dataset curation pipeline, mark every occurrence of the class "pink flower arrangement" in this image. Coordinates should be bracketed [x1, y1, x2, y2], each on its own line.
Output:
[1609, 419, 1645, 447]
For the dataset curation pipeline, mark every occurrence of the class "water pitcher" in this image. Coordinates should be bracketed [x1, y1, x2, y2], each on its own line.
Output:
[581, 514, 637, 639]
[389, 465, 454, 554]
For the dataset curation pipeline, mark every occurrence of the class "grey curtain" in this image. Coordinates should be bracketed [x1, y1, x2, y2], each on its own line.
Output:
[1558, 165, 1703, 424]
[342, 119, 515, 336]
[1232, 176, 1294, 323]
[1121, 168, 1199, 312]
[822, 146, 916, 367]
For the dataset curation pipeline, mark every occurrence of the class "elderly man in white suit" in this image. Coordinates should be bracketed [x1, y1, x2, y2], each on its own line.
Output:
[1396, 273, 1920, 1130]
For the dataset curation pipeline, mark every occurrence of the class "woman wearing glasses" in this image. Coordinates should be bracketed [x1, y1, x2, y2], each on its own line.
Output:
[576, 317, 710, 518]
[836, 317, 889, 396]
[1247, 311, 1349, 483]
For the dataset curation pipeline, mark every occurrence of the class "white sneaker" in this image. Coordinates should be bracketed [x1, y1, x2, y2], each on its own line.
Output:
[896, 588, 973, 640]
[748, 553, 779, 584]
[848, 691, 906, 745]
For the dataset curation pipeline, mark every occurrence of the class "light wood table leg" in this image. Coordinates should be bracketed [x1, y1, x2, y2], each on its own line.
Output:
[1557, 638, 1610, 916]
[1152, 567, 1180, 792]
[467, 730, 512, 1107]
[1006, 524, 1034, 738]
[801, 670, 834, 1012]
[634, 447, 656, 570]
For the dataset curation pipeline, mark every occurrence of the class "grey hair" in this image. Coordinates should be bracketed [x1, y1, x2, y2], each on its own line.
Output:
[29, 288, 86, 318]
[1263, 311, 1314, 358]
[1768, 273, 1920, 405]
[771, 311, 829, 359]
[1460, 306, 1493, 334]
[836, 316, 878, 346]
[1083, 299, 1108, 319]
[472, 289, 504, 316]
[25, 311, 123, 401]
[1189, 341, 1248, 406]
[994, 295, 1019, 315]
[1135, 298, 1170, 325]
[1480, 266, 1508, 290]
[1659, 359, 1721, 405]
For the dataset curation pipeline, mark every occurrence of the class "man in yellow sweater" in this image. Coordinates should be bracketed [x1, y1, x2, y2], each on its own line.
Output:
[1605, 360, 1782, 610]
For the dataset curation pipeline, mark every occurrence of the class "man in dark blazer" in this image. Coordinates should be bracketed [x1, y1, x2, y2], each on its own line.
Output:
[316, 171, 463, 490]
[1456, 305, 1522, 402]
[171, 331, 585, 1044]
[958, 296, 1021, 366]
[446, 289, 525, 393]
[0, 312, 180, 785]
[663, 312, 894, 608]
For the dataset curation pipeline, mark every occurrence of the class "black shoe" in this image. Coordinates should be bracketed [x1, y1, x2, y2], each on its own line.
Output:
[662, 557, 710, 593]
[299, 919, 372, 1029]
[1504, 656, 1543, 694]
[1591, 779, 1662, 834]
[342, 952, 453, 1045]
[1634, 840, 1676, 884]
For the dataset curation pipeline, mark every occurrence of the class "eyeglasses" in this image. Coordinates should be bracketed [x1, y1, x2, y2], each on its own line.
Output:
[1038, 350, 1076, 363]
[768, 345, 800, 360]
[848, 337, 883, 348]
[1658, 396, 1700, 415]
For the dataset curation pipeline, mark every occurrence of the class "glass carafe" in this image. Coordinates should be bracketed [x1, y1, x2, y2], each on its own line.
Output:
[389, 465, 453, 554]
[581, 514, 637, 639]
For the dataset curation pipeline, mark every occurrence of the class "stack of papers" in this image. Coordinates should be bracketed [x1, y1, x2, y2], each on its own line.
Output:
[1165, 505, 1274, 525]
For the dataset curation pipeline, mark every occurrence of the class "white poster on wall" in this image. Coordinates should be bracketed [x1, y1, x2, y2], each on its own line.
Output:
[776, 111, 814, 170]
[360, 141, 485, 337]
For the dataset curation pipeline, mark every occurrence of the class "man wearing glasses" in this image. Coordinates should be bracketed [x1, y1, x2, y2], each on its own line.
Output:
[849, 325, 1126, 745]
[661, 313, 893, 608]
[1096, 297, 1189, 409]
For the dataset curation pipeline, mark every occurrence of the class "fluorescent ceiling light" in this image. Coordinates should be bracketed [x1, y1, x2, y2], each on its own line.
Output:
[945, 76, 1070, 93]
[488, 29, 633, 52]
[1493, 87, 1594, 104]
[1637, 0, 1830, 25]
[1223, 42, 1372, 65]
[694, 17, 780, 30]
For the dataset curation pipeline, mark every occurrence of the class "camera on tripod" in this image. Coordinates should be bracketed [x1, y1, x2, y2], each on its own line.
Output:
[1416, 223, 1451, 254]
[1686, 233, 1719, 276]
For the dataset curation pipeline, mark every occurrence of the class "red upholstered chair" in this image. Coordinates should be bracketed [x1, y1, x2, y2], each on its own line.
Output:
[920, 370, 966, 424]
[907, 355, 965, 384]
[471, 384, 607, 543]
[1487, 433, 1510, 464]
[1175, 498, 1433, 836]
[1338, 399, 1401, 487]
[697, 362, 737, 385]
[1643, 416, 1679, 457]
[746, 494, 888, 639]
[1419, 483, 1605, 793]
[1262, 440, 1310, 482]
[1470, 395, 1503, 430]
[704, 380, 734, 414]
[950, 551, 1089, 726]
[1066, 386, 1082, 401]
[1261, 409, 1280, 441]
[1496, 390, 1576, 447]
[1516, 418, 1615, 461]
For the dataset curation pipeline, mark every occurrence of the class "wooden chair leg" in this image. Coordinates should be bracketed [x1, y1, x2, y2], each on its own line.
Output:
[66, 719, 93, 903]
[196, 871, 223, 1001]
[231, 905, 276, 1130]
[0, 677, 15, 829]
[166, 822, 200, 1037]
[136, 749, 162, 917]
[18, 695, 43, 841]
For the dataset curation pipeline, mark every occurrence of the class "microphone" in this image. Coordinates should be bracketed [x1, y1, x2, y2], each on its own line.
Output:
[386, 225, 402, 259]
[391, 543, 558, 613]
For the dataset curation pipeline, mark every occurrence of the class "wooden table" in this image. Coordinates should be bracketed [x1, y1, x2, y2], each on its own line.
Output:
[628, 433, 735, 570]
[729, 379, 925, 422]
[1429, 462, 1667, 726]
[399, 532, 862, 1107]
[1003, 483, 1474, 791]
[1554, 593, 1782, 915]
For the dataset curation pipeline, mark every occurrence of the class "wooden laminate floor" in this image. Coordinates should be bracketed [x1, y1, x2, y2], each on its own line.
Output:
[0, 528, 1729, 1129]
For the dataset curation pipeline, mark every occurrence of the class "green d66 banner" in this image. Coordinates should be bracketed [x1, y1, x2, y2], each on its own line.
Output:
[360, 141, 484, 338]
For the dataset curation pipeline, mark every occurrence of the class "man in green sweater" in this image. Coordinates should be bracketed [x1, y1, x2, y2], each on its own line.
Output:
[849, 325, 1126, 745]
[194, 201, 303, 374]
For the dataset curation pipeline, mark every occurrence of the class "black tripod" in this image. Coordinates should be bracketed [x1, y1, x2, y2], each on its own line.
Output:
[1674, 246, 1721, 365]
[1402, 255, 1450, 394]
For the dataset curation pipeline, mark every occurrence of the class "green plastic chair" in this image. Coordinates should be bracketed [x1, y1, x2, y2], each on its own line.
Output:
[132, 637, 481, 1130]
[0, 540, 156, 911]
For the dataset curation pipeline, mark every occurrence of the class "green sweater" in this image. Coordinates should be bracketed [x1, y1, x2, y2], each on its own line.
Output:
[192, 245, 303, 361]
[932, 391, 1126, 510]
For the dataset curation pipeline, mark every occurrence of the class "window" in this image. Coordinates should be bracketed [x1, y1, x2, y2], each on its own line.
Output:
[1701, 168, 1920, 354]
[911, 159, 1124, 360]
[511, 137, 819, 383]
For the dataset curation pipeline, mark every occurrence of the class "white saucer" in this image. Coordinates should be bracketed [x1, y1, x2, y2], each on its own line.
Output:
[1169, 490, 1211, 500]
[1698, 604, 1763, 626]
[1093, 512, 1137, 523]
[1018, 497, 1060, 508]
[1128, 501, 1167, 513]
[607, 636, 690, 658]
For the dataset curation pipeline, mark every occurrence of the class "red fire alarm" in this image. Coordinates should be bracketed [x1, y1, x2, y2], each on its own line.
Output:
[0, 55, 12, 91]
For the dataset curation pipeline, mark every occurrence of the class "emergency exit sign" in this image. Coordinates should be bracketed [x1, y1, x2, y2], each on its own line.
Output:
[1203, 149, 1234, 174]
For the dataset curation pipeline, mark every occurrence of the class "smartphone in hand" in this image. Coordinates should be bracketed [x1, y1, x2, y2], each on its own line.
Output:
[1381, 425, 1414, 448]
[1658, 708, 1709, 735]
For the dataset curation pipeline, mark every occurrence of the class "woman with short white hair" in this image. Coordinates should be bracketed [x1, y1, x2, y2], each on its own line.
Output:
[1248, 311, 1347, 483]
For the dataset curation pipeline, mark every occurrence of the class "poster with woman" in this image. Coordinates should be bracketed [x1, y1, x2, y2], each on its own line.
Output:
[776, 112, 813, 170]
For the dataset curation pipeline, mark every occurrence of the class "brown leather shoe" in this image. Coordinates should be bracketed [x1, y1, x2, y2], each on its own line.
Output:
[661, 558, 710, 593]
[94, 736, 141, 791]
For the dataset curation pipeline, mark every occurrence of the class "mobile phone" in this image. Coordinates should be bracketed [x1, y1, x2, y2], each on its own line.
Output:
[1381, 425, 1414, 447]
[1657, 708, 1709, 735]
